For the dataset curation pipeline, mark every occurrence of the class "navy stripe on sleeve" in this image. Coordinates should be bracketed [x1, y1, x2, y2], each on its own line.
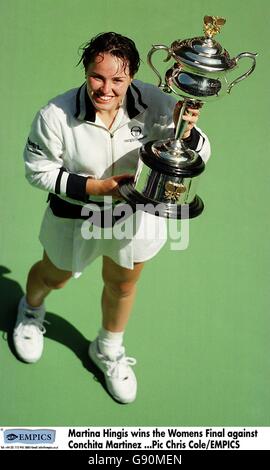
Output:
[182, 127, 200, 150]
[55, 167, 65, 194]
[66, 174, 88, 202]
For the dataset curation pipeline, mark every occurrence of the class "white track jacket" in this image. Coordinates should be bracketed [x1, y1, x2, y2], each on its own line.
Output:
[24, 80, 211, 206]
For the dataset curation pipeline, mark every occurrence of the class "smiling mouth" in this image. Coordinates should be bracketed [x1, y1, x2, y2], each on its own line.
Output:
[94, 94, 114, 102]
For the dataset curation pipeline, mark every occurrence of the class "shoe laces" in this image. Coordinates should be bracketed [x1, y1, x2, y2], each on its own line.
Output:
[97, 347, 136, 380]
[16, 308, 48, 338]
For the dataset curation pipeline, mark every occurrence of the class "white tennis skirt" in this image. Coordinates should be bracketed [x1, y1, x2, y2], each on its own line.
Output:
[39, 206, 167, 277]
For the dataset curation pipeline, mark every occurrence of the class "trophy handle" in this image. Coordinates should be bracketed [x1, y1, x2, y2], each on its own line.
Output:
[227, 52, 257, 94]
[147, 45, 173, 92]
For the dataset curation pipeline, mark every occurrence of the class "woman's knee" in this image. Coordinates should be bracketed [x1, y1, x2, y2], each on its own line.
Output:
[43, 275, 71, 290]
[105, 279, 136, 298]
[102, 257, 144, 298]
[40, 252, 72, 290]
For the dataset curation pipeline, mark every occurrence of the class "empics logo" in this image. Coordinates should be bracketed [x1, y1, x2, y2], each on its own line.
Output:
[5, 433, 18, 441]
[4, 429, 56, 444]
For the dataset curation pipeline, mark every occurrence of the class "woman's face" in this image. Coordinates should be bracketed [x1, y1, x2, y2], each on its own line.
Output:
[86, 53, 132, 113]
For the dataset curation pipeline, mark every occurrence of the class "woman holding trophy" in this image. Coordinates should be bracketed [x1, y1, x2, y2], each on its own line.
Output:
[13, 32, 210, 403]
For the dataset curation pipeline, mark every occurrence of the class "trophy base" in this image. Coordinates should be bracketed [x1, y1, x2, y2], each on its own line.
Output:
[119, 182, 204, 219]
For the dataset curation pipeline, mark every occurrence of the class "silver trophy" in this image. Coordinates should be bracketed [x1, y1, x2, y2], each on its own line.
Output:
[120, 16, 257, 218]
[120, 16, 257, 219]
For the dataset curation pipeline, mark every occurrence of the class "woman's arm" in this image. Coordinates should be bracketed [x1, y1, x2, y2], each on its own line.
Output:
[173, 102, 211, 163]
[24, 111, 133, 202]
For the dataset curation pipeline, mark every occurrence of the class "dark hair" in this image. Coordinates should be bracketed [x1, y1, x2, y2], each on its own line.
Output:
[78, 32, 140, 77]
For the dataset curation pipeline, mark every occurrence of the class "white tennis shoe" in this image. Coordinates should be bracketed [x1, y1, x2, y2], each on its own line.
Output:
[13, 296, 46, 363]
[89, 339, 137, 404]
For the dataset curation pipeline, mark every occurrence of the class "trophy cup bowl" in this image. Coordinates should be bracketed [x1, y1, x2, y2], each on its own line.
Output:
[119, 16, 257, 219]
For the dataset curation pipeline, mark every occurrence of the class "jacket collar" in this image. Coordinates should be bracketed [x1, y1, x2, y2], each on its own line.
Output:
[74, 82, 147, 122]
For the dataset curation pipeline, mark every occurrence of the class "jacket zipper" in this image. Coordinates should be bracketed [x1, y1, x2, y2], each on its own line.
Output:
[109, 131, 115, 176]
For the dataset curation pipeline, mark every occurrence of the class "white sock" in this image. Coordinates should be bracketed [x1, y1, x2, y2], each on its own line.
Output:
[98, 327, 124, 360]
[23, 296, 45, 319]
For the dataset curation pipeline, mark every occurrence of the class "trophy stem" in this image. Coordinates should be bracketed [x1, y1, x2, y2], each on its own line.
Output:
[175, 98, 189, 141]
[175, 99, 204, 141]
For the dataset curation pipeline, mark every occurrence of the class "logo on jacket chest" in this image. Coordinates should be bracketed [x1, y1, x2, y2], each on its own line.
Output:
[125, 125, 147, 143]
[131, 126, 142, 138]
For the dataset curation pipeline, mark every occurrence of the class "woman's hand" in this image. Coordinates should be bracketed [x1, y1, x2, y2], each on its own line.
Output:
[173, 102, 201, 139]
[86, 174, 134, 199]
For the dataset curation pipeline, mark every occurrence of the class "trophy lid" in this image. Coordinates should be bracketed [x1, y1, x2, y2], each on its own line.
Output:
[171, 16, 236, 72]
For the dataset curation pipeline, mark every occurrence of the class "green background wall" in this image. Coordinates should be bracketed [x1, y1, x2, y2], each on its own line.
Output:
[0, 0, 269, 426]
